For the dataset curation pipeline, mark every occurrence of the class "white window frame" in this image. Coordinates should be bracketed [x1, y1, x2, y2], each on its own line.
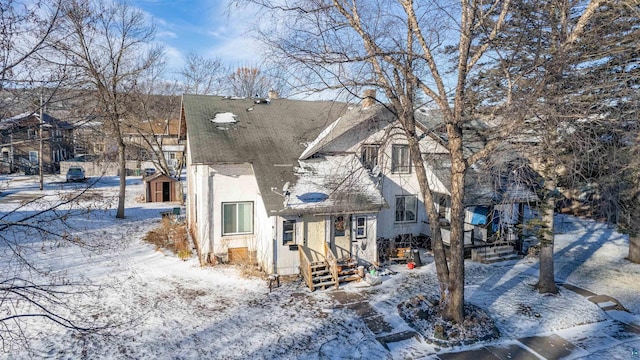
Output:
[283, 219, 296, 245]
[222, 201, 254, 236]
[395, 195, 417, 223]
[391, 144, 410, 173]
[355, 216, 367, 239]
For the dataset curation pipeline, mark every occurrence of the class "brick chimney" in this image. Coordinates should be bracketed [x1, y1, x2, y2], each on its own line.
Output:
[362, 89, 376, 108]
[268, 90, 279, 100]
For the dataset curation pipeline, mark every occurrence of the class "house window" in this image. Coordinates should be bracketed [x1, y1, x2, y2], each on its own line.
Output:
[395, 195, 417, 223]
[391, 144, 410, 173]
[28, 129, 37, 139]
[438, 196, 448, 219]
[283, 220, 295, 245]
[222, 201, 253, 235]
[355, 216, 367, 238]
[361, 144, 379, 170]
[29, 151, 38, 164]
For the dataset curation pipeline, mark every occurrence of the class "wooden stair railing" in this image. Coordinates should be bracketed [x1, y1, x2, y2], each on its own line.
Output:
[323, 242, 339, 289]
[298, 246, 314, 291]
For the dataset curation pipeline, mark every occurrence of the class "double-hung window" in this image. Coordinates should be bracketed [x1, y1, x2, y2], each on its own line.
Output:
[283, 220, 295, 245]
[355, 216, 367, 238]
[395, 195, 417, 223]
[391, 144, 410, 173]
[222, 201, 253, 235]
[361, 144, 380, 170]
[29, 151, 39, 164]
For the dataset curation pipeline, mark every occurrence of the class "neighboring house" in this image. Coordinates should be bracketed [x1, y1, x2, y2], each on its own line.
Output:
[122, 118, 185, 172]
[72, 119, 109, 159]
[183, 94, 538, 284]
[0, 112, 74, 174]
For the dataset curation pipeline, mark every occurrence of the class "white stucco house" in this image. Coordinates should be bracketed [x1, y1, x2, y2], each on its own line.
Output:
[181, 93, 538, 287]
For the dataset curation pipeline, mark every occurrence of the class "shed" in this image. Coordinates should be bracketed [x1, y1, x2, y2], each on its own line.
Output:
[144, 173, 179, 202]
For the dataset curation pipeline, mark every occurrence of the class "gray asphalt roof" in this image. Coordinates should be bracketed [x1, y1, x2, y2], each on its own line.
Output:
[0, 112, 72, 131]
[182, 94, 349, 213]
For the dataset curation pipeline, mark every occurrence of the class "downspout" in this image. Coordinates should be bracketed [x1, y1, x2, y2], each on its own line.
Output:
[272, 216, 277, 274]
[207, 172, 215, 264]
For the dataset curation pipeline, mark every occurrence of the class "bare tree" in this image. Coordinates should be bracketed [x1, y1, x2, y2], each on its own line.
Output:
[240, 0, 514, 323]
[242, 0, 614, 320]
[228, 66, 274, 98]
[127, 65, 182, 177]
[179, 52, 226, 95]
[53, 0, 163, 218]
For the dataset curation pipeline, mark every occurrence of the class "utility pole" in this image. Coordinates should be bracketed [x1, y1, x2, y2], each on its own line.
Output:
[39, 91, 44, 191]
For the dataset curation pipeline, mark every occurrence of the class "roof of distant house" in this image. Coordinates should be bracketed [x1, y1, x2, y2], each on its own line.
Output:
[0, 112, 73, 131]
[121, 118, 181, 136]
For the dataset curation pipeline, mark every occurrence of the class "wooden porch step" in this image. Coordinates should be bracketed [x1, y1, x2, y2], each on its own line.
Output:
[339, 268, 358, 276]
[313, 274, 334, 283]
[312, 268, 330, 275]
[311, 262, 327, 270]
[472, 245, 520, 264]
[479, 254, 521, 264]
[313, 280, 337, 289]
[339, 274, 361, 283]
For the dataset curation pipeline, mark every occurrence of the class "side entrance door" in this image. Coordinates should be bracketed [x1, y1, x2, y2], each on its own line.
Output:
[303, 215, 326, 262]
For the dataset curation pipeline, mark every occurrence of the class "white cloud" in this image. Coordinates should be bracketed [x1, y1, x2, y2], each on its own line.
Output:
[157, 30, 178, 40]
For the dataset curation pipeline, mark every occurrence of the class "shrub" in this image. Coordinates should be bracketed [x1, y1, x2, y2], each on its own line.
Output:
[143, 218, 191, 259]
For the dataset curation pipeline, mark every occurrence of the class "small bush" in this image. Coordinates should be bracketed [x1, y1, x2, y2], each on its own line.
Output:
[144, 218, 191, 259]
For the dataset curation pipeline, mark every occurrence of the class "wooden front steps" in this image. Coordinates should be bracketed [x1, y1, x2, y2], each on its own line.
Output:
[308, 259, 361, 291]
[337, 259, 360, 284]
[311, 261, 336, 290]
[471, 244, 520, 264]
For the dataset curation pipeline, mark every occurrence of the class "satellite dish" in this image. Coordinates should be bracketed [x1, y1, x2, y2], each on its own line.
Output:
[371, 165, 381, 177]
[282, 181, 290, 194]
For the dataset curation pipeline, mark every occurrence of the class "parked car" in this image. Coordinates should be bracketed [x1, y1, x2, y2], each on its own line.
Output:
[143, 168, 156, 177]
[66, 166, 86, 182]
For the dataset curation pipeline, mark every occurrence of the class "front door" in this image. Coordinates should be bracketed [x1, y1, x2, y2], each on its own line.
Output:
[332, 215, 351, 259]
[303, 215, 325, 262]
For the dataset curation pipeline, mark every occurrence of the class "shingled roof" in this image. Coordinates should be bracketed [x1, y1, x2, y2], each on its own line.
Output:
[182, 95, 349, 213]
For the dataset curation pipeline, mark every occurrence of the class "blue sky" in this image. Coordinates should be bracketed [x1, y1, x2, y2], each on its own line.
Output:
[132, 0, 265, 72]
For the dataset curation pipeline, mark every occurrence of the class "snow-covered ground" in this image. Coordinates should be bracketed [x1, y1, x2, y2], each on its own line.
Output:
[0, 174, 638, 359]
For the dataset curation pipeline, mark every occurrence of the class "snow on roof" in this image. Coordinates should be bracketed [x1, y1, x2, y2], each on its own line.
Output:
[284, 154, 386, 214]
[210, 112, 238, 123]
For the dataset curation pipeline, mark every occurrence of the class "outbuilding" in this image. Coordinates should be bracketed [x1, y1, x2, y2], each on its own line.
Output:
[144, 173, 179, 202]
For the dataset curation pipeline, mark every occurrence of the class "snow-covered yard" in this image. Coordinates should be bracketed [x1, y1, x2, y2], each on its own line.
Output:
[1, 174, 638, 359]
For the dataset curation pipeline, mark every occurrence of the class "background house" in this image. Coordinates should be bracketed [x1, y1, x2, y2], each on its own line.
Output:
[0, 112, 74, 174]
[122, 117, 185, 174]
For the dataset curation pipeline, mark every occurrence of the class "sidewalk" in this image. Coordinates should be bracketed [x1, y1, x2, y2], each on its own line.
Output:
[329, 282, 640, 359]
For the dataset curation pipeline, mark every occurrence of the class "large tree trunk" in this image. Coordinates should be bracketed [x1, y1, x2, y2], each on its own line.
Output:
[445, 131, 466, 323]
[407, 136, 450, 295]
[537, 179, 558, 293]
[116, 141, 127, 219]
